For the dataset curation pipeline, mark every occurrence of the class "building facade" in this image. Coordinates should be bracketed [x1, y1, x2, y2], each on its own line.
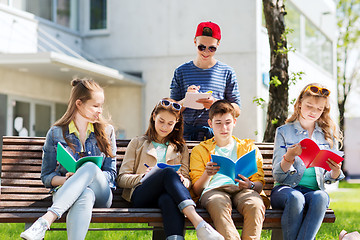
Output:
[0, 0, 338, 144]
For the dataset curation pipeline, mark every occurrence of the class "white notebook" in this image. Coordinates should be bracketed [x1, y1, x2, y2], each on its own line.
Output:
[183, 92, 212, 109]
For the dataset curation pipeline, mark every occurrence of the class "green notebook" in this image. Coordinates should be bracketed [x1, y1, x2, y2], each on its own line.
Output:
[56, 142, 103, 173]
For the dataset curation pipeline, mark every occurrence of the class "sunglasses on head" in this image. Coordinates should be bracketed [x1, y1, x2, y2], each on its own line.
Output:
[197, 44, 217, 52]
[158, 100, 182, 111]
[305, 85, 330, 97]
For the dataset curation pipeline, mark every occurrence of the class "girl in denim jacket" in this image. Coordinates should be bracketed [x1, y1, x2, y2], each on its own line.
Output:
[21, 79, 117, 240]
[271, 83, 344, 240]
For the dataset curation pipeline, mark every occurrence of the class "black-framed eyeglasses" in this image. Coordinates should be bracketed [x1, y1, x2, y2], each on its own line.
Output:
[197, 44, 217, 52]
[305, 85, 330, 97]
[158, 100, 182, 111]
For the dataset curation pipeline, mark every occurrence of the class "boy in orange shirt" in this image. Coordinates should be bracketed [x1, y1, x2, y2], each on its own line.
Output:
[190, 100, 269, 240]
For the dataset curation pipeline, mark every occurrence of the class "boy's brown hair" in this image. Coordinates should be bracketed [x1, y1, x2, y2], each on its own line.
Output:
[209, 99, 236, 120]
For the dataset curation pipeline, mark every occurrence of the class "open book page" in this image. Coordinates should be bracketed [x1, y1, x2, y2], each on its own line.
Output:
[140, 163, 181, 183]
[211, 149, 257, 180]
[299, 138, 344, 171]
[56, 142, 103, 172]
[182, 92, 212, 109]
[234, 149, 258, 179]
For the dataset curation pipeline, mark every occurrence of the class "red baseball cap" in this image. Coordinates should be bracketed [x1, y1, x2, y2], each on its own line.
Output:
[195, 21, 221, 40]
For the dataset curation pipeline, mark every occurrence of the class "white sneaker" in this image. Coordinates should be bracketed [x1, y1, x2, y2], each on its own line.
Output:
[20, 217, 49, 240]
[196, 221, 224, 240]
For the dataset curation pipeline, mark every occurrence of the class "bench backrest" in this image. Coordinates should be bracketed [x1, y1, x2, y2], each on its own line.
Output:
[0, 136, 274, 208]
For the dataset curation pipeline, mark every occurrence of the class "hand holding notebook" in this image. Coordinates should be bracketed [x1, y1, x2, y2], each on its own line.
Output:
[298, 138, 344, 171]
[56, 142, 103, 173]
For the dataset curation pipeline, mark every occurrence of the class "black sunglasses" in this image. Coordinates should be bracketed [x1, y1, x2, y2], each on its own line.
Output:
[158, 100, 182, 111]
[197, 44, 217, 52]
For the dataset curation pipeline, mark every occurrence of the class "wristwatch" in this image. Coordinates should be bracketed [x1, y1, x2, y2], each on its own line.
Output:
[249, 181, 255, 190]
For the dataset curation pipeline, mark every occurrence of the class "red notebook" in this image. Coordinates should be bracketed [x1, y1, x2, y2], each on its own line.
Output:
[298, 138, 344, 171]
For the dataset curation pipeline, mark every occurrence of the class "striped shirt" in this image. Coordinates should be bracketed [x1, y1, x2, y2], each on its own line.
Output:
[170, 60, 241, 127]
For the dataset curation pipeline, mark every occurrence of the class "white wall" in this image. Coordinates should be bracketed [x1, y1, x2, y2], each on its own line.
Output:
[344, 117, 360, 178]
[0, 68, 70, 102]
[0, 4, 83, 57]
[0, 5, 38, 53]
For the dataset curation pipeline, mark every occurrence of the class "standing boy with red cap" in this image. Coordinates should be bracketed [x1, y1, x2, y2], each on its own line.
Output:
[170, 21, 241, 141]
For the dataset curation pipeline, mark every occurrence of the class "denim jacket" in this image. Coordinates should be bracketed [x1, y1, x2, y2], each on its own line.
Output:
[273, 121, 344, 190]
[41, 125, 117, 189]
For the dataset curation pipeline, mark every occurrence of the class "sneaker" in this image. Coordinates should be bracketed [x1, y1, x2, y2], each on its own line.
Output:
[196, 221, 224, 240]
[20, 217, 49, 240]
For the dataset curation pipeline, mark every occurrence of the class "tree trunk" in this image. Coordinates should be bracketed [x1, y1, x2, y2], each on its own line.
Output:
[262, 0, 289, 142]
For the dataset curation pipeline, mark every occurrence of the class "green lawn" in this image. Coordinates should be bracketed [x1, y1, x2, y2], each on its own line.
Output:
[1, 181, 359, 239]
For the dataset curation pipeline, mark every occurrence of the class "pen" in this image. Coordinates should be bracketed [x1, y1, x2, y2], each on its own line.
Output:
[280, 145, 306, 149]
[280, 145, 298, 149]
[144, 163, 150, 168]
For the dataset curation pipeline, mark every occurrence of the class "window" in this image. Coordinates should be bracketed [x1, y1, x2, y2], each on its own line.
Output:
[286, 4, 301, 51]
[11, 0, 79, 31]
[7, 96, 67, 137]
[90, 0, 107, 30]
[286, 3, 333, 74]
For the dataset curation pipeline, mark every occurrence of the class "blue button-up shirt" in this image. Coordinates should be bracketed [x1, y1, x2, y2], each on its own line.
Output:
[41, 125, 117, 189]
[273, 121, 344, 190]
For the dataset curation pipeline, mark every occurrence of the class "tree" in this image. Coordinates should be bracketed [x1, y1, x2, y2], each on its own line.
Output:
[337, 0, 360, 143]
[262, 0, 290, 142]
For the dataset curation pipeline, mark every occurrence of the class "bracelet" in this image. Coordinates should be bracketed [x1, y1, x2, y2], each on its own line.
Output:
[283, 155, 294, 163]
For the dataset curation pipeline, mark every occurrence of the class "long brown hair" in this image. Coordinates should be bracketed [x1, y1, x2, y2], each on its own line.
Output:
[286, 83, 342, 148]
[54, 78, 114, 157]
[145, 98, 185, 152]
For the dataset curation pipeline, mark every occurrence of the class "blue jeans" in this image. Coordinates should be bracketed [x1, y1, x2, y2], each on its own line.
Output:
[271, 185, 329, 240]
[131, 168, 195, 237]
[49, 162, 113, 240]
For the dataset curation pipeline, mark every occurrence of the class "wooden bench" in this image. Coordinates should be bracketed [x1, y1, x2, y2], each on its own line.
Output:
[0, 136, 336, 239]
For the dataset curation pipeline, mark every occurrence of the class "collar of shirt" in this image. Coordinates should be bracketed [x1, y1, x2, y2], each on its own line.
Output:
[293, 120, 322, 136]
[68, 120, 94, 139]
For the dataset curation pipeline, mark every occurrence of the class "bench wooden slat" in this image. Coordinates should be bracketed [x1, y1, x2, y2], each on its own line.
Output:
[2, 145, 43, 151]
[0, 187, 50, 194]
[1, 172, 41, 179]
[1, 179, 44, 186]
[1, 166, 42, 172]
[2, 152, 43, 158]
[1, 159, 42, 165]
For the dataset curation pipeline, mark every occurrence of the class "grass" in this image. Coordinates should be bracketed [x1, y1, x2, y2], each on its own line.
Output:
[1, 181, 359, 239]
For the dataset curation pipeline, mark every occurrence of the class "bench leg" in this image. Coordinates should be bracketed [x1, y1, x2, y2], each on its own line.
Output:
[152, 227, 166, 240]
[271, 229, 283, 240]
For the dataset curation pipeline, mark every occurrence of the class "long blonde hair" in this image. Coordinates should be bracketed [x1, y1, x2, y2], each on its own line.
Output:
[55, 78, 114, 157]
[286, 83, 342, 148]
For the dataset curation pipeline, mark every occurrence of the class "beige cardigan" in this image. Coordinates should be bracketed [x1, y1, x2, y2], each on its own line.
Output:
[117, 135, 191, 202]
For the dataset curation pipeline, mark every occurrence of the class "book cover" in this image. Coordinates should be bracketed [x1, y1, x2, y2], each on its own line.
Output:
[56, 142, 103, 173]
[183, 92, 212, 109]
[211, 149, 258, 181]
[140, 163, 181, 183]
[298, 138, 344, 171]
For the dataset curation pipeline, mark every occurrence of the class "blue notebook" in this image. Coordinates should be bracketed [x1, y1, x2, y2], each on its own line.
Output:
[211, 149, 258, 180]
[140, 163, 181, 183]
